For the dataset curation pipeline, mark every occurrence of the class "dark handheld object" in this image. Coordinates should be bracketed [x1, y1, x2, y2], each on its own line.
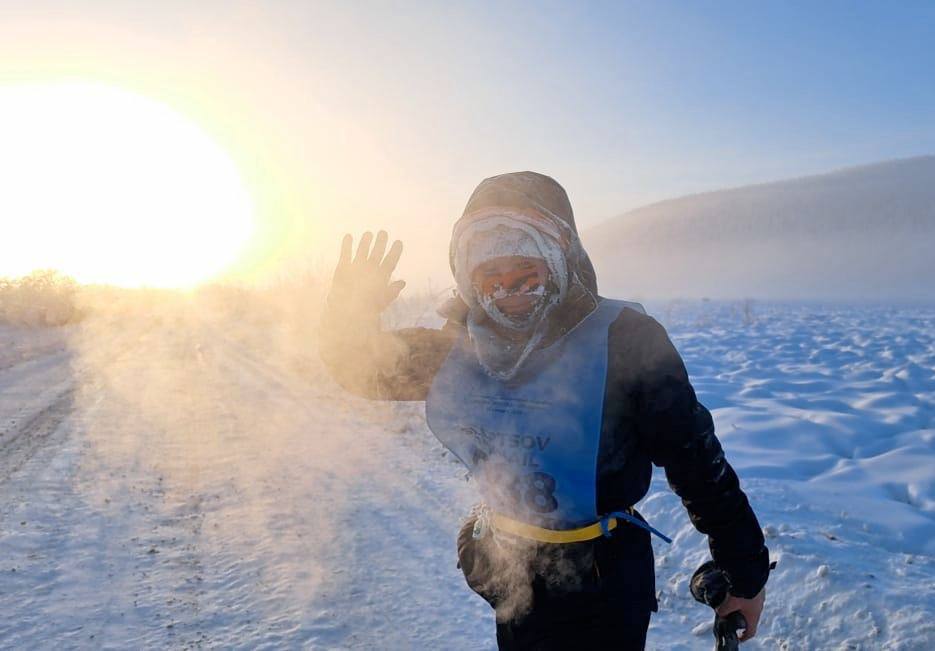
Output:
[690, 561, 747, 651]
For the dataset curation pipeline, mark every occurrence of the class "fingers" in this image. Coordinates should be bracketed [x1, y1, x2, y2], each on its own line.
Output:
[741, 587, 765, 641]
[716, 596, 737, 618]
[338, 233, 352, 266]
[343, 230, 402, 277]
[353, 231, 373, 265]
[734, 603, 761, 642]
[715, 595, 757, 642]
[376, 279, 406, 310]
[387, 279, 406, 303]
[380, 239, 403, 276]
[369, 230, 388, 266]
[739, 606, 760, 641]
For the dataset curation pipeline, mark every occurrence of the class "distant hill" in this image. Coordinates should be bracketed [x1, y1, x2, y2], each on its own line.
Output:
[583, 156, 935, 301]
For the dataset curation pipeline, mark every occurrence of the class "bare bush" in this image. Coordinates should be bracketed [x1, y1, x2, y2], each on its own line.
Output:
[737, 298, 757, 326]
[0, 269, 82, 327]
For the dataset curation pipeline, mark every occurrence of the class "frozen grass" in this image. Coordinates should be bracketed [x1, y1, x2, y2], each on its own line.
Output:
[0, 270, 82, 327]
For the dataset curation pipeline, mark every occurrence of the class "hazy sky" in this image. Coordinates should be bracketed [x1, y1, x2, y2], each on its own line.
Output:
[2, 1, 933, 286]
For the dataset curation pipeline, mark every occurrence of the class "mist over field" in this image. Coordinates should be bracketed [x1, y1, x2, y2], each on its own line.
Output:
[585, 156, 935, 302]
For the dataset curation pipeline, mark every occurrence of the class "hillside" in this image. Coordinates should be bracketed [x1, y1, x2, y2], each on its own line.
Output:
[584, 156, 935, 301]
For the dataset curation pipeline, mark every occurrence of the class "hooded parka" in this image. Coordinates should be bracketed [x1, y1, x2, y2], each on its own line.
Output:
[319, 172, 770, 650]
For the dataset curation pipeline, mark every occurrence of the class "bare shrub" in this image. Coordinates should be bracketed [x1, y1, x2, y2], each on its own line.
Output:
[738, 298, 757, 326]
[0, 269, 82, 327]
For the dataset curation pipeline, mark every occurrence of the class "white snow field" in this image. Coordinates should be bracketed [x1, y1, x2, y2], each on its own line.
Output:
[1, 300, 933, 650]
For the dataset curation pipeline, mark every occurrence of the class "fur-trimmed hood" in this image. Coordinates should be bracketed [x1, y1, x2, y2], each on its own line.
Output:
[450, 171, 597, 296]
[441, 172, 600, 380]
[440, 171, 599, 324]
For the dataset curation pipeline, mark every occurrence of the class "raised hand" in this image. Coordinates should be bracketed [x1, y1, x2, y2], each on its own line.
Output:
[328, 230, 406, 315]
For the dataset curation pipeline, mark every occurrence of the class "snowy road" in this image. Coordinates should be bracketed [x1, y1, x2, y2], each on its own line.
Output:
[0, 317, 489, 649]
[1, 302, 934, 649]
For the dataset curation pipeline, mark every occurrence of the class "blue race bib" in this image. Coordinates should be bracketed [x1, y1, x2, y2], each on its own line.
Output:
[426, 299, 642, 529]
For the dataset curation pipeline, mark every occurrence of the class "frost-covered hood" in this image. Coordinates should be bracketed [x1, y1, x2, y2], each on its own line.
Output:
[445, 172, 600, 381]
[449, 171, 598, 297]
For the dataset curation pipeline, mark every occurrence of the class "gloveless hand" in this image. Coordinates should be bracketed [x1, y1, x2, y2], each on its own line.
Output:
[716, 586, 765, 642]
[328, 230, 406, 315]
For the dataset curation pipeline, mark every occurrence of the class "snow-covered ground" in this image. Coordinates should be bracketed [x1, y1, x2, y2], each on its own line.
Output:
[0, 301, 933, 649]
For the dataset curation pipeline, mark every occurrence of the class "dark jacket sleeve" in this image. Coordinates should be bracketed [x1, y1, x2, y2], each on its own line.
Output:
[318, 301, 459, 401]
[635, 317, 769, 598]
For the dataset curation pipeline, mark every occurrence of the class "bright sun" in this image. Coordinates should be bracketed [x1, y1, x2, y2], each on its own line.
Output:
[0, 82, 255, 288]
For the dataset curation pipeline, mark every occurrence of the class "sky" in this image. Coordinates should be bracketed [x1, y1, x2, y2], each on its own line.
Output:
[1, 0, 933, 286]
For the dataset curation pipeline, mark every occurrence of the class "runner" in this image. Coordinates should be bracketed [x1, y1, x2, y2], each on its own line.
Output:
[319, 171, 769, 649]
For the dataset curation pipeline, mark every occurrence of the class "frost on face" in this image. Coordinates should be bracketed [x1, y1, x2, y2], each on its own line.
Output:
[485, 281, 547, 301]
[475, 275, 549, 331]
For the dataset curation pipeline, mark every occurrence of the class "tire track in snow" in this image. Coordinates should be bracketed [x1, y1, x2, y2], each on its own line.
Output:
[0, 386, 75, 484]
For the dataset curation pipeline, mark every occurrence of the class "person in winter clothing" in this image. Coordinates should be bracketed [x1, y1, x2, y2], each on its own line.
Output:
[319, 172, 769, 649]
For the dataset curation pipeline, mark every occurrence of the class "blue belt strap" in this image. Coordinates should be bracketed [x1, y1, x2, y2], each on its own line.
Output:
[600, 510, 673, 544]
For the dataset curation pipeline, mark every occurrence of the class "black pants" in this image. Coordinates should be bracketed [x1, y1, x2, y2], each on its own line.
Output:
[495, 596, 651, 650]
[458, 514, 657, 651]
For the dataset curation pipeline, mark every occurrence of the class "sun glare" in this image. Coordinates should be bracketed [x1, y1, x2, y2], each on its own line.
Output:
[0, 82, 255, 288]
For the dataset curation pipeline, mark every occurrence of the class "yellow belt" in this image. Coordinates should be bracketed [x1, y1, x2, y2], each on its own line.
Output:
[490, 508, 635, 544]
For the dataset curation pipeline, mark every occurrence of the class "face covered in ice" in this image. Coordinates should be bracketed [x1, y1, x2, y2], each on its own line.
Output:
[448, 173, 598, 381]
[471, 256, 551, 328]
[451, 214, 571, 380]
[458, 220, 567, 333]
